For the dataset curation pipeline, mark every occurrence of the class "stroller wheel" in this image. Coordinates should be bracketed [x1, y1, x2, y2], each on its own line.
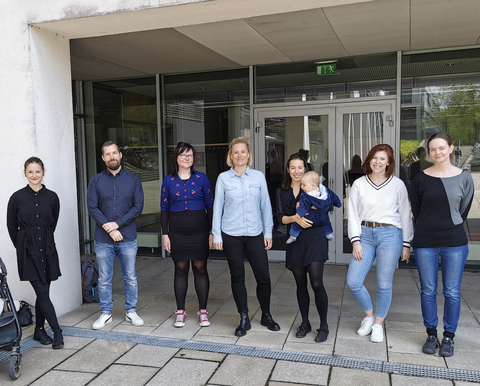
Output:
[9, 354, 21, 380]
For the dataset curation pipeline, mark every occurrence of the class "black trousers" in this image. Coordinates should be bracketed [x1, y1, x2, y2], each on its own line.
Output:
[222, 232, 272, 314]
[30, 280, 60, 331]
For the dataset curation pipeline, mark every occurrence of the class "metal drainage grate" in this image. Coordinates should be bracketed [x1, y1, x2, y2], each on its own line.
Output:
[2, 327, 479, 383]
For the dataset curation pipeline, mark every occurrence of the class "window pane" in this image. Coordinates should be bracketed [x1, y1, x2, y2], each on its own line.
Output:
[401, 50, 480, 269]
[256, 54, 397, 103]
[164, 69, 249, 257]
[85, 77, 160, 252]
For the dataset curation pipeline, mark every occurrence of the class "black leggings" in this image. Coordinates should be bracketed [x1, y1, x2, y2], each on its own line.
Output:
[174, 260, 209, 310]
[30, 280, 60, 331]
[292, 261, 328, 329]
[222, 232, 272, 314]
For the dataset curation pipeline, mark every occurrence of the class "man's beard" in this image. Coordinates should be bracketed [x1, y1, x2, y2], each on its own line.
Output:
[108, 160, 121, 170]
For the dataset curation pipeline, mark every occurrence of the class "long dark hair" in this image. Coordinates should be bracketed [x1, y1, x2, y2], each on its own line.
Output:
[280, 153, 308, 190]
[171, 142, 195, 177]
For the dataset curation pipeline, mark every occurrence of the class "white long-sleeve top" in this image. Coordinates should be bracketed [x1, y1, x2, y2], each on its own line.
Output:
[348, 175, 413, 248]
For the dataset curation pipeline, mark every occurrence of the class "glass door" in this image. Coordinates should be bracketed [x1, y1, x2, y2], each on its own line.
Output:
[335, 102, 395, 264]
[255, 100, 395, 264]
[255, 106, 336, 262]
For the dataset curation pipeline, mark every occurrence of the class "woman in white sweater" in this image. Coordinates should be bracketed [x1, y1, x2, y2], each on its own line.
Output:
[346, 144, 413, 343]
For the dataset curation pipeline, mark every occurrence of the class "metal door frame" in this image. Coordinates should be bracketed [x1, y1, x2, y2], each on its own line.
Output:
[253, 98, 396, 264]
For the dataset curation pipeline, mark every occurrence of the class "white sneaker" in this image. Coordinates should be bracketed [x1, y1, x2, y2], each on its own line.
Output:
[92, 313, 112, 330]
[126, 312, 144, 327]
[357, 316, 375, 336]
[370, 324, 384, 343]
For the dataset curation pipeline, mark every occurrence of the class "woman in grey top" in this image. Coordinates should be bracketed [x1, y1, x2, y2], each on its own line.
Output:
[410, 132, 474, 357]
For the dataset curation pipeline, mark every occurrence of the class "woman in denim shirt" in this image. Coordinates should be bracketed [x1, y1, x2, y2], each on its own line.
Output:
[212, 137, 280, 337]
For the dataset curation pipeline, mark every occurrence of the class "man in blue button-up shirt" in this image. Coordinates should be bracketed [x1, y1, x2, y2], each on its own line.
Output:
[87, 141, 144, 330]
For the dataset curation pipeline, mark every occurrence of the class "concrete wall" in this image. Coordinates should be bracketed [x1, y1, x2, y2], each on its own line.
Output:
[0, 4, 81, 315]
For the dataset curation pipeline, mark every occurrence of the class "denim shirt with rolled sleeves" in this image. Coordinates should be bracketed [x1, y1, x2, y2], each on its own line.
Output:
[212, 167, 273, 243]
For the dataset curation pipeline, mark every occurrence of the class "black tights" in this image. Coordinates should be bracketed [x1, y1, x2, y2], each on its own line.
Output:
[30, 280, 60, 331]
[291, 261, 328, 329]
[174, 260, 209, 310]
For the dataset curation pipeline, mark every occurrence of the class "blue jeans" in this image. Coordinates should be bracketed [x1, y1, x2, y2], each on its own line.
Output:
[346, 225, 403, 318]
[414, 245, 468, 335]
[95, 240, 139, 314]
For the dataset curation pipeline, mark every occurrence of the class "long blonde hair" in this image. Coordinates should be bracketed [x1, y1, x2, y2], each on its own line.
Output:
[227, 137, 252, 167]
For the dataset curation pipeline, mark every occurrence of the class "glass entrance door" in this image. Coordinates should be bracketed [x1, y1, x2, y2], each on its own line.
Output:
[256, 106, 336, 261]
[335, 103, 395, 264]
[255, 101, 395, 264]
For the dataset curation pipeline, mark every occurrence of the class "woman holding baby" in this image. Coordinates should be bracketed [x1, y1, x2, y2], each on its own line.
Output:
[275, 153, 332, 343]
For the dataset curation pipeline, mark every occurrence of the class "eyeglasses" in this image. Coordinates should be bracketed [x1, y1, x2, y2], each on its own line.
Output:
[178, 154, 194, 159]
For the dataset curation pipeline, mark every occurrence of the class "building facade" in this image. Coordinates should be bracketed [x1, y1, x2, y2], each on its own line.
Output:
[2, 0, 480, 315]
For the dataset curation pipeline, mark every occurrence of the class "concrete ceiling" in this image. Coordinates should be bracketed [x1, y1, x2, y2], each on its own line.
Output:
[68, 0, 480, 81]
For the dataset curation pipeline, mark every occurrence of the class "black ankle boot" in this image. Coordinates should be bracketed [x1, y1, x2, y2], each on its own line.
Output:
[261, 312, 280, 331]
[235, 312, 251, 337]
[52, 329, 64, 349]
[34, 327, 53, 345]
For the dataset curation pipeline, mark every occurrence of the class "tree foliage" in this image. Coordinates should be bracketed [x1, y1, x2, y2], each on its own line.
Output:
[425, 84, 480, 145]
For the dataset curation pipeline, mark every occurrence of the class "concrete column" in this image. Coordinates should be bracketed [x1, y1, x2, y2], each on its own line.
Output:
[0, 9, 82, 315]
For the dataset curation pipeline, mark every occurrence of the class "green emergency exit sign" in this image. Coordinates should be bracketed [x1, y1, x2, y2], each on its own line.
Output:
[316, 63, 337, 76]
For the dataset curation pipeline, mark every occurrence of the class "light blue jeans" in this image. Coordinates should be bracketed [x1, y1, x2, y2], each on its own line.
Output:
[346, 225, 403, 318]
[414, 245, 468, 335]
[95, 240, 139, 314]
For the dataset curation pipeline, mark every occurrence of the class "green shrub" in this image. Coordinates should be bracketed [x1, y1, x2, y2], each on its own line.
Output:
[400, 140, 421, 161]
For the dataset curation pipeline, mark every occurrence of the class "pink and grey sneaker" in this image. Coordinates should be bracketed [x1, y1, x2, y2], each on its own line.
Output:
[197, 309, 210, 327]
[174, 310, 186, 327]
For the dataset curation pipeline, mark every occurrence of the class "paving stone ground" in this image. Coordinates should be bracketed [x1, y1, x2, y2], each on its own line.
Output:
[1, 258, 479, 385]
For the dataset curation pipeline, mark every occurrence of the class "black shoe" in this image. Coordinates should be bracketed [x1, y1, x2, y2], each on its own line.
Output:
[422, 335, 438, 354]
[261, 312, 280, 331]
[315, 328, 329, 343]
[235, 312, 251, 337]
[439, 337, 454, 357]
[295, 322, 312, 338]
[52, 329, 64, 349]
[34, 327, 53, 345]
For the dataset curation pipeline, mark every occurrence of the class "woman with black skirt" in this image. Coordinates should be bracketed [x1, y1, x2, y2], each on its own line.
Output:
[276, 153, 330, 342]
[7, 157, 63, 349]
[161, 142, 214, 328]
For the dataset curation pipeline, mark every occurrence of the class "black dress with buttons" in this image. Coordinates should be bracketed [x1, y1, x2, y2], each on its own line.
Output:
[7, 185, 61, 283]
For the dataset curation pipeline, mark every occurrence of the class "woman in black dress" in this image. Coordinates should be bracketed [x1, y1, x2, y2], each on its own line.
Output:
[7, 157, 63, 349]
[161, 142, 214, 328]
[276, 153, 330, 342]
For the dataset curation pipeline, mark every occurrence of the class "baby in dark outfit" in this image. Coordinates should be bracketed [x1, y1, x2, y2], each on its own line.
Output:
[286, 171, 342, 244]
